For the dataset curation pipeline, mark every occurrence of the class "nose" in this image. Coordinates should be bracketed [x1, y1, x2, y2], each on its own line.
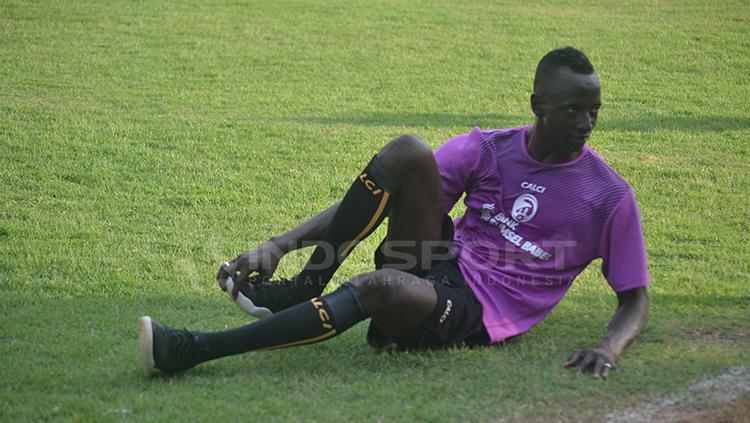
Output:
[576, 112, 595, 132]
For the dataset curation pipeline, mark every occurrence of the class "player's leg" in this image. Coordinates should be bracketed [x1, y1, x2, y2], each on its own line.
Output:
[324, 136, 448, 339]
[141, 256, 486, 376]
[139, 268, 438, 375]
[375, 135, 446, 274]
[139, 282, 368, 375]
[358, 263, 488, 349]
[350, 268, 438, 337]
[232, 134, 445, 313]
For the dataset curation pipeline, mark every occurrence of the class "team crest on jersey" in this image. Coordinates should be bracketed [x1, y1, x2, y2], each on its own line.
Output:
[511, 194, 538, 223]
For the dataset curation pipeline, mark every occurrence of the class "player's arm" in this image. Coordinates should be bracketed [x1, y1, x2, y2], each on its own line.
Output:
[564, 286, 649, 378]
[566, 188, 651, 378]
[267, 201, 340, 254]
[220, 202, 340, 286]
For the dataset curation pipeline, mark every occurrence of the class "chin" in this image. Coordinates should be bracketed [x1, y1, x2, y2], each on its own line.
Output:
[568, 137, 589, 150]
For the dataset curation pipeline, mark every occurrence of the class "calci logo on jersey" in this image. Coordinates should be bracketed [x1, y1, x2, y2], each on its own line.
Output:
[511, 193, 538, 223]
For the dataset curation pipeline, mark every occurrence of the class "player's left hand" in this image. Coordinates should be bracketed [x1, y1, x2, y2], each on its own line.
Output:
[564, 347, 617, 379]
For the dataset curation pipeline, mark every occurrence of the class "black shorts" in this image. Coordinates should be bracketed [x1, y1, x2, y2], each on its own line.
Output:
[368, 215, 490, 350]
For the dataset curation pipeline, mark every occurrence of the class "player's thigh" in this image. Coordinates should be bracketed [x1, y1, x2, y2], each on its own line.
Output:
[377, 135, 445, 244]
[367, 270, 488, 350]
[382, 161, 445, 269]
[386, 172, 444, 243]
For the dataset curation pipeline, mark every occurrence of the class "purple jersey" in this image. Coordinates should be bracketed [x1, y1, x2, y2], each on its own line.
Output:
[434, 126, 650, 343]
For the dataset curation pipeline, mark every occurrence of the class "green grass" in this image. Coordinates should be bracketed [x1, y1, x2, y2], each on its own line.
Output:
[1, 0, 749, 421]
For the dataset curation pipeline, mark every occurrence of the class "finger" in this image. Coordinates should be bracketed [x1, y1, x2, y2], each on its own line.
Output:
[237, 265, 252, 286]
[225, 259, 239, 274]
[229, 254, 249, 283]
[564, 350, 583, 368]
[578, 352, 595, 373]
[592, 358, 605, 378]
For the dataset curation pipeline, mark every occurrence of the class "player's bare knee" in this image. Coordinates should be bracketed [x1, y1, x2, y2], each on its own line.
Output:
[378, 134, 434, 177]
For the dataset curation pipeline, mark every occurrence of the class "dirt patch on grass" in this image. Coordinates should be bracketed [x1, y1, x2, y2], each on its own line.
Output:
[606, 367, 750, 423]
[650, 392, 750, 422]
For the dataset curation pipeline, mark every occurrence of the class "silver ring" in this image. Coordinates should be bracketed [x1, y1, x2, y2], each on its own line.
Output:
[603, 363, 613, 368]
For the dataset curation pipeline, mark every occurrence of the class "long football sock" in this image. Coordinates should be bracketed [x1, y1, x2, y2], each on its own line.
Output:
[199, 283, 367, 360]
[293, 155, 398, 299]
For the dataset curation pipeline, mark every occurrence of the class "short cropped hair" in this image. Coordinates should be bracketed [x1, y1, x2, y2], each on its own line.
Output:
[533, 47, 595, 92]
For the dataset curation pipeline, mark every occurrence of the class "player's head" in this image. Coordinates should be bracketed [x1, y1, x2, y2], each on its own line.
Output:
[531, 47, 601, 153]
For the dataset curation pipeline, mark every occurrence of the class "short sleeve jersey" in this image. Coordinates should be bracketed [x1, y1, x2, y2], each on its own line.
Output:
[434, 126, 650, 343]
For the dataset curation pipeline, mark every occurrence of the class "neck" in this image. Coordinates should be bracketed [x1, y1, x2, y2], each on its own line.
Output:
[528, 121, 583, 164]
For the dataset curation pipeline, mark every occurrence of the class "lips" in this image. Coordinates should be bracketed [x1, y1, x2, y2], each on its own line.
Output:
[572, 133, 590, 144]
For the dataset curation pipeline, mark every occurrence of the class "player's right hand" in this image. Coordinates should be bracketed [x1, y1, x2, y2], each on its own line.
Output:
[217, 243, 283, 299]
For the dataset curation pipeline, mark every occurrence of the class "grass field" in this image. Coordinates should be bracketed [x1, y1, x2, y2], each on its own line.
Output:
[1, 0, 749, 421]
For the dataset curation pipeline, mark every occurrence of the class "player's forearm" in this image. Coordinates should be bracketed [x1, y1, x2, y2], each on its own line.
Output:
[599, 286, 649, 360]
[266, 202, 340, 254]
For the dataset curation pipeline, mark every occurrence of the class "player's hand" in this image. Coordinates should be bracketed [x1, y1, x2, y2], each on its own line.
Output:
[564, 346, 618, 379]
[217, 243, 284, 299]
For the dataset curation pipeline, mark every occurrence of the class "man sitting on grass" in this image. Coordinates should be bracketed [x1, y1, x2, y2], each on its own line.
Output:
[138, 46, 650, 379]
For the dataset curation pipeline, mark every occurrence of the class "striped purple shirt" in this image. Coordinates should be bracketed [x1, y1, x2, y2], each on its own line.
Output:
[434, 126, 650, 343]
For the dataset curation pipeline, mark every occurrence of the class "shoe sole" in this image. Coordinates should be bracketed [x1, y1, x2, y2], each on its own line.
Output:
[225, 276, 273, 319]
[138, 316, 162, 376]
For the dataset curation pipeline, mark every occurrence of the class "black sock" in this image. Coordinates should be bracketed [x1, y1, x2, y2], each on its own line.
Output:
[199, 283, 367, 361]
[293, 155, 398, 298]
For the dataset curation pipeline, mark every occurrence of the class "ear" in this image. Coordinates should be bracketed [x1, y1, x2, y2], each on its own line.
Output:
[531, 93, 546, 117]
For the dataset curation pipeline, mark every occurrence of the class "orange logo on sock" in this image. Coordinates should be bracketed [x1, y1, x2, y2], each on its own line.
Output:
[358, 173, 383, 195]
[311, 298, 333, 330]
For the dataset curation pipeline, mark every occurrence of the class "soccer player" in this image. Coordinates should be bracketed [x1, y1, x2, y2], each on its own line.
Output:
[138, 47, 650, 379]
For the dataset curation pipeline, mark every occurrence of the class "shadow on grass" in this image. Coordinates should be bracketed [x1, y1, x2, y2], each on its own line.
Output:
[288, 112, 750, 133]
[139, 333, 523, 389]
[288, 112, 525, 129]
